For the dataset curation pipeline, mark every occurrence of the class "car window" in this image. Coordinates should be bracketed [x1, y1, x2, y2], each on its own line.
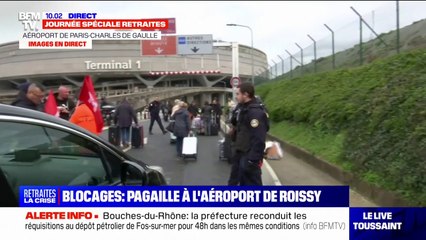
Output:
[0, 121, 110, 199]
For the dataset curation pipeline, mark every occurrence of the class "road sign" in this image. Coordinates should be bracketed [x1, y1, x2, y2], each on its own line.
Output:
[141, 35, 177, 56]
[230, 77, 241, 88]
[177, 34, 213, 55]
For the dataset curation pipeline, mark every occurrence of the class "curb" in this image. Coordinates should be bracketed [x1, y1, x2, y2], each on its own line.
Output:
[266, 134, 411, 207]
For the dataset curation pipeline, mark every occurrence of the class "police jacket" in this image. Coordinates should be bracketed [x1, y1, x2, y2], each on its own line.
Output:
[234, 99, 269, 164]
[148, 100, 161, 116]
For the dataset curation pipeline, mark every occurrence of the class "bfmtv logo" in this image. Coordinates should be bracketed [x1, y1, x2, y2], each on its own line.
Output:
[18, 12, 42, 31]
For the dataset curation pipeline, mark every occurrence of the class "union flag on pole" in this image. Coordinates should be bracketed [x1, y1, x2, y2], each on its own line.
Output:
[79, 75, 104, 133]
[44, 90, 59, 117]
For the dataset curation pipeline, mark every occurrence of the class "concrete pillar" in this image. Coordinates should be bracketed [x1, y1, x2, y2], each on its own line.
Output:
[187, 95, 194, 104]
[220, 93, 226, 107]
[201, 93, 212, 105]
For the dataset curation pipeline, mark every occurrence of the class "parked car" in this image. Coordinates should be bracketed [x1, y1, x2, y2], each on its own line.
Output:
[0, 104, 166, 207]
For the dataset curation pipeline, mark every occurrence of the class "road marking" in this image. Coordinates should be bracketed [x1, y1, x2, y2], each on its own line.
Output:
[263, 159, 282, 186]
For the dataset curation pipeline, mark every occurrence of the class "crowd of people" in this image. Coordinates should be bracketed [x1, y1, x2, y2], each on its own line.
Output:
[8, 81, 269, 186]
[9, 82, 104, 135]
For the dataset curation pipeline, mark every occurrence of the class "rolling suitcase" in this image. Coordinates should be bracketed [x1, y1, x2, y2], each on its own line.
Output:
[219, 134, 233, 162]
[108, 125, 120, 146]
[182, 132, 197, 160]
[192, 117, 204, 135]
[131, 125, 144, 148]
[210, 122, 219, 136]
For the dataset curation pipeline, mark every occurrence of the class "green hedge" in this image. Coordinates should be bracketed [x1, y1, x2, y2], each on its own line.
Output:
[257, 50, 426, 205]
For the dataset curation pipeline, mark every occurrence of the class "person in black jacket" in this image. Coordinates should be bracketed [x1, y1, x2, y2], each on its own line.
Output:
[11, 82, 31, 106]
[148, 96, 167, 135]
[54, 85, 76, 120]
[211, 98, 222, 125]
[201, 101, 213, 136]
[187, 101, 198, 120]
[114, 97, 138, 148]
[11, 83, 45, 112]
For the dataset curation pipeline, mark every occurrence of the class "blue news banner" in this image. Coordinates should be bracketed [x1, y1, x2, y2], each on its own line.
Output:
[19, 185, 426, 240]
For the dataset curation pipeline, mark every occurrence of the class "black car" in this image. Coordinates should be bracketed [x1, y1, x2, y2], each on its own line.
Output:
[0, 104, 167, 207]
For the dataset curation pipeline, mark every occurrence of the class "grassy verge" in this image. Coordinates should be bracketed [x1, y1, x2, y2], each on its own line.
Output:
[269, 121, 350, 171]
[258, 49, 426, 206]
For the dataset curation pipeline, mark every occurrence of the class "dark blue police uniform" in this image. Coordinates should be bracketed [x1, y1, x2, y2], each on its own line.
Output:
[233, 99, 269, 186]
[148, 100, 167, 134]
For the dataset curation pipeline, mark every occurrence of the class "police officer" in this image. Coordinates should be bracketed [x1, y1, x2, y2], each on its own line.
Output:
[231, 82, 269, 186]
[148, 96, 167, 135]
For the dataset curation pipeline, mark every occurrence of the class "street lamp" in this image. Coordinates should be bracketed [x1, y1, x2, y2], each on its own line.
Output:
[226, 23, 254, 85]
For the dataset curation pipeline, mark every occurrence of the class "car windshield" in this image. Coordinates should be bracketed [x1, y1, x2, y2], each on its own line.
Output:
[0, 121, 109, 198]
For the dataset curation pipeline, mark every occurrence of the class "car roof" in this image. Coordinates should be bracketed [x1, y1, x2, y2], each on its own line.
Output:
[0, 104, 143, 165]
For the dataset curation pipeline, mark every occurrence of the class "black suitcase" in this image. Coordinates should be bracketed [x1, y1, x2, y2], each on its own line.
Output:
[108, 125, 120, 146]
[210, 123, 219, 136]
[131, 125, 144, 148]
[219, 134, 232, 162]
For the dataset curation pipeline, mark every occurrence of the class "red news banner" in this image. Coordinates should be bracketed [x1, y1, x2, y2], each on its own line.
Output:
[42, 19, 169, 30]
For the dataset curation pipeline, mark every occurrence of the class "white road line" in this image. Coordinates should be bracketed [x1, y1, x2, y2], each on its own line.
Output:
[263, 159, 282, 186]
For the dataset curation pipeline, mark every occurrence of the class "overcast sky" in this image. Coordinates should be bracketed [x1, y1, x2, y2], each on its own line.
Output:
[1, 1, 425, 64]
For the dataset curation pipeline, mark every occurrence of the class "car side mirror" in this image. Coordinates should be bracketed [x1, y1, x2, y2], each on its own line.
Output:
[145, 166, 167, 186]
[120, 161, 147, 185]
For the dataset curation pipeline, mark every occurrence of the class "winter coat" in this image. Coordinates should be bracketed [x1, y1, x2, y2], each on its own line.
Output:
[114, 100, 138, 128]
[172, 108, 191, 138]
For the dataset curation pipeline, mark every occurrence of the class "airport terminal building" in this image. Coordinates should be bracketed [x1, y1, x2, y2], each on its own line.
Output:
[0, 40, 268, 104]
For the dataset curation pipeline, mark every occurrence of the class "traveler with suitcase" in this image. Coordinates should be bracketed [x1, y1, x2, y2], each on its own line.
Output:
[201, 101, 213, 136]
[172, 102, 191, 160]
[114, 97, 138, 148]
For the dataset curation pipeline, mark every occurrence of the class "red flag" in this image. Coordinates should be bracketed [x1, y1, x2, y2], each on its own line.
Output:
[79, 75, 104, 133]
[44, 90, 59, 117]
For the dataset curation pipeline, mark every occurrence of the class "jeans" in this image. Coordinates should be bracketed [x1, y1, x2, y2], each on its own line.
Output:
[120, 127, 130, 145]
[203, 118, 211, 136]
[176, 136, 184, 156]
